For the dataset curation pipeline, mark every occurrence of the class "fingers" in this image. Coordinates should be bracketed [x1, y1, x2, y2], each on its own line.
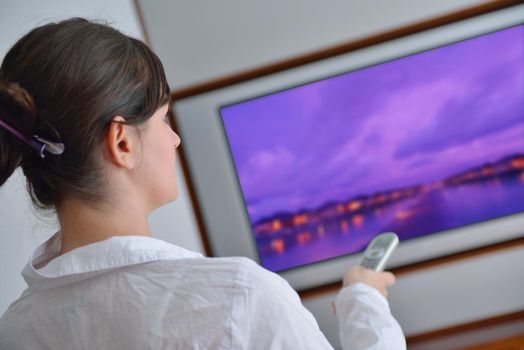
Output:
[377, 271, 395, 298]
[342, 265, 397, 299]
[361, 268, 396, 286]
[382, 271, 396, 286]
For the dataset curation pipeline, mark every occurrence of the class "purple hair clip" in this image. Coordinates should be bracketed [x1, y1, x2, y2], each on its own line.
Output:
[0, 116, 64, 158]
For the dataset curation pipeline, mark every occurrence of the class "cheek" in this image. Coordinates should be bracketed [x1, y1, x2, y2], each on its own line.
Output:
[143, 127, 178, 188]
[157, 134, 178, 180]
[163, 149, 179, 198]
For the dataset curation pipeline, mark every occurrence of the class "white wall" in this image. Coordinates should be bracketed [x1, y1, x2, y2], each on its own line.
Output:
[139, 0, 486, 90]
[0, 0, 202, 315]
[138, 0, 524, 348]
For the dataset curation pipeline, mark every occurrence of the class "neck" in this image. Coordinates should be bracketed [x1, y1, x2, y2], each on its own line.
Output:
[56, 196, 152, 255]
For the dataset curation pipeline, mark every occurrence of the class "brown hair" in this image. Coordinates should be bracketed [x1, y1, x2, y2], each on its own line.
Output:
[0, 17, 170, 210]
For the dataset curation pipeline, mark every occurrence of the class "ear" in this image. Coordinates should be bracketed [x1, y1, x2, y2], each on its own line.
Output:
[106, 116, 137, 170]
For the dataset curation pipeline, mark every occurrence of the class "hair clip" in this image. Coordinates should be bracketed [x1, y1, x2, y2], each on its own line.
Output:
[34, 135, 65, 158]
[0, 116, 65, 158]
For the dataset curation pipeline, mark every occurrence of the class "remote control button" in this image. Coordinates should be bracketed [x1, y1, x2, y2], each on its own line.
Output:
[362, 261, 374, 269]
[369, 248, 384, 259]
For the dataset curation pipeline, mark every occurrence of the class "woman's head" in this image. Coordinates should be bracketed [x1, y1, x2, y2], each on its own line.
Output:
[0, 18, 176, 212]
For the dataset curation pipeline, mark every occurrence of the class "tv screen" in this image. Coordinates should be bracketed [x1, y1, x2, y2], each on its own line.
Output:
[219, 24, 524, 272]
[174, 4, 524, 290]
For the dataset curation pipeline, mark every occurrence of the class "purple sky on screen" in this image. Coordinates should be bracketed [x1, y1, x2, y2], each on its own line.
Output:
[220, 25, 524, 224]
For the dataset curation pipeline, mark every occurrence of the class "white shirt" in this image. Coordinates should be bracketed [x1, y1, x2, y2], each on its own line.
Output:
[0, 233, 405, 349]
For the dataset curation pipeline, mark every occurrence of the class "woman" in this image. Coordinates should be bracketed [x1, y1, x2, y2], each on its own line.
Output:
[0, 18, 405, 349]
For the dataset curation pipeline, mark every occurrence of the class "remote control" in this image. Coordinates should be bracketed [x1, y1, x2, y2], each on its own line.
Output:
[360, 232, 399, 272]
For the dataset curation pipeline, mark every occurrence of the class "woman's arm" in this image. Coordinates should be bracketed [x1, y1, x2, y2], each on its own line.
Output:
[236, 258, 334, 349]
[336, 267, 406, 350]
[237, 259, 405, 349]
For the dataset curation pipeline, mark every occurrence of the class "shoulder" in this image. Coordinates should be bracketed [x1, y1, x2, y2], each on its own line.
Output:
[130, 255, 278, 289]
[211, 257, 305, 314]
[204, 256, 296, 296]
[235, 257, 299, 298]
[142, 255, 298, 300]
[222, 259, 331, 349]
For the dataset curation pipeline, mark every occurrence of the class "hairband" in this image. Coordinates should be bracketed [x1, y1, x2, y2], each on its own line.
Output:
[0, 116, 64, 158]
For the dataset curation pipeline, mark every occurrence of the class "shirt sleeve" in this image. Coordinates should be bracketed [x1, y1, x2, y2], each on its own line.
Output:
[335, 283, 406, 350]
[234, 258, 334, 349]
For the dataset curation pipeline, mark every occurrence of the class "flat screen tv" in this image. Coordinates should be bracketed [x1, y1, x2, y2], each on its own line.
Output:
[173, 4, 524, 291]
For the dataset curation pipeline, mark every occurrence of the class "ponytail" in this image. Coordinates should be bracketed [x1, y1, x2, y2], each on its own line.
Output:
[0, 81, 37, 186]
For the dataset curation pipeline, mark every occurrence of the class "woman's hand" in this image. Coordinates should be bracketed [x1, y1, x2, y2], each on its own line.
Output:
[342, 265, 396, 299]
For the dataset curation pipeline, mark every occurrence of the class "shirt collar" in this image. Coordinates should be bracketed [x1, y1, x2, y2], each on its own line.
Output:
[22, 232, 203, 291]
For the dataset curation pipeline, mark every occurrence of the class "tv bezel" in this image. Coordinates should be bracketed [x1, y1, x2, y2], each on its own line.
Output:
[172, 1, 524, 291]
